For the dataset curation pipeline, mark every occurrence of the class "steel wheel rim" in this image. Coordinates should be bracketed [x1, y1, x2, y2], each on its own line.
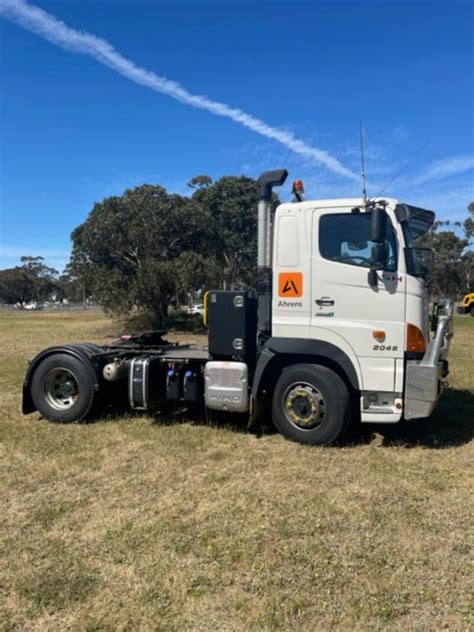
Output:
[282, 381, 326, 430]
[43, 368, 79, 411]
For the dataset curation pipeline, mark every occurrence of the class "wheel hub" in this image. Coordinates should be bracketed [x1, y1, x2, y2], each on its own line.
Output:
[44, 368, 79, 411]
[283, 383, 326, 430]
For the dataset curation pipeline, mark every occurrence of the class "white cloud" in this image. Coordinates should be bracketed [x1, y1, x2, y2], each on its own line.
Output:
[0, 0, 359, 181]
[411, 155, 474, 186]
[401, 183, 474, 222]
[0, 244, 71, 271]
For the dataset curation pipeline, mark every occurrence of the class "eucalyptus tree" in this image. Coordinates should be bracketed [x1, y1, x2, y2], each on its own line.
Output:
[70, 185, 214, 325]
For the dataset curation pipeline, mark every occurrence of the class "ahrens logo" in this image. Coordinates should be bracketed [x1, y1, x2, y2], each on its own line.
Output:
[278, 272, 303, 297]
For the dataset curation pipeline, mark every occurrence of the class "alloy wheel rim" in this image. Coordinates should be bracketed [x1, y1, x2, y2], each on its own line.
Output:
[282, 381, 326, 430]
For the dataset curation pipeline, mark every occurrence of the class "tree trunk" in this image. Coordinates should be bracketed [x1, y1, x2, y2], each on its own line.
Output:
[152, 302, 168, 329]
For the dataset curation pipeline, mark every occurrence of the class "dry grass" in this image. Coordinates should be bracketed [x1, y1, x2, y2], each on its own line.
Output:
[0, 310, 472, 631]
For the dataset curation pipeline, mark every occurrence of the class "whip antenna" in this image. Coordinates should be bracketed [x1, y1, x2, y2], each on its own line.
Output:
[375, 140, 430, 198]
[359, 121, 368, 204]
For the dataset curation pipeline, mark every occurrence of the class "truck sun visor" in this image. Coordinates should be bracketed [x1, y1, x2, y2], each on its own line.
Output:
[395, 204, 435, 239]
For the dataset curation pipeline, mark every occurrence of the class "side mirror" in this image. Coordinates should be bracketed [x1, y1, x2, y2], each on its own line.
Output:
[371, 243, 388, 270]
[371, 207, 387, 243]
[368, 208, 389, 287]
[368, 243, 389, 287]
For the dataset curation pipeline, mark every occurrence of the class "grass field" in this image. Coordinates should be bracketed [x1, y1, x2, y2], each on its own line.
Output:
[0, 310, 472, 631]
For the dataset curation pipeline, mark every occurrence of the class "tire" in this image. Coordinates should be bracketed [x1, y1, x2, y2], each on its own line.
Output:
[271, 364, 351, 445]
[30, 353, 97, 422]
[470, 305, 474, 317]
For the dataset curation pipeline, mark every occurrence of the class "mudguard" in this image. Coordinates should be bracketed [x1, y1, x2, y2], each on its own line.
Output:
[22, 343, 103, 414]
[252, 337, 360, 397]
[248, 337, 360, 429]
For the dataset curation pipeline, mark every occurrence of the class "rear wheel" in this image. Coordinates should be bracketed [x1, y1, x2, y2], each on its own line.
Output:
[31, 354, 97, 422]
[272, 364, 351, 445]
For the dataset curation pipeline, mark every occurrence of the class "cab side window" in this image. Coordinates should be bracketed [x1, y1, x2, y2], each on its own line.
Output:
[319, 213, 397, 271]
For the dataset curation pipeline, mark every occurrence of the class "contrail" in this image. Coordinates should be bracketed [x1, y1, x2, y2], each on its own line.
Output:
[0, 0, 358, 180]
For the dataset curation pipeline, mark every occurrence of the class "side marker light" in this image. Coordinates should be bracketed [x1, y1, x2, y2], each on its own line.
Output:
[407, 323, 426, 353]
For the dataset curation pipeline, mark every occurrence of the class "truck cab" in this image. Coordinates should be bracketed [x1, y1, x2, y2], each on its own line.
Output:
[263, 195, 453, 428]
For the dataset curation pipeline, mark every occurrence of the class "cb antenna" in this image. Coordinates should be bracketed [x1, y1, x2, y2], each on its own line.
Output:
[359, 121, 368, 205]
[375, 139, 430, 198]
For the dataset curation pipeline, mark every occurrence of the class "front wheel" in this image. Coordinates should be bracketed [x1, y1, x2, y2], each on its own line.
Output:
[272, 364, 351, 445]
[470, 305, 474, 317]
[31, 353, 98, 422]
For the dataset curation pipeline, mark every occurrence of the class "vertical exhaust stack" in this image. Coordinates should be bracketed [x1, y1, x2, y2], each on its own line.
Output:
[256, 169, 288, 346]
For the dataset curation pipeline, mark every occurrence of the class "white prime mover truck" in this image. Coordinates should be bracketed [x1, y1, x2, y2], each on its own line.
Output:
[22, 169, 454, 445]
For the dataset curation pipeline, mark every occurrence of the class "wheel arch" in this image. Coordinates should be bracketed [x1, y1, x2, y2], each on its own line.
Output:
[252, 338, 361, 402]
[22, 344, 103, 414]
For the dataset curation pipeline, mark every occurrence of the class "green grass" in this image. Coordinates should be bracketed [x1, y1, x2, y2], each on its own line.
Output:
[0, 310, 472, 630]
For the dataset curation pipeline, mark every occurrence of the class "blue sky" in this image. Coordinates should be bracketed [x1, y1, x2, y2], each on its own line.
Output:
[1, 0, 473, 272]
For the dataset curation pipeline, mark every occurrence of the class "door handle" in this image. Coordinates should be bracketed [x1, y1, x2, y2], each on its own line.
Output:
[315, 297, 335, 306]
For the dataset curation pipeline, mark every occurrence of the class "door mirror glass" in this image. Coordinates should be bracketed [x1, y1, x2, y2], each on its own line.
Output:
[371, 208, 387, 243]
[371, 243, 389, 270]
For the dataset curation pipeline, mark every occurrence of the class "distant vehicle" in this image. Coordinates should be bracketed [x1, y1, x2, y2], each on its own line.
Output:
[188, 304, 204, 316]
[457, 292, 474, 316]
[23, 302, 44, 310]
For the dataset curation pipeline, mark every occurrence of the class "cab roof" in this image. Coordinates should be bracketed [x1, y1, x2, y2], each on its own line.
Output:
[277, 198, 436, 239]
[277, 197, 400, 211]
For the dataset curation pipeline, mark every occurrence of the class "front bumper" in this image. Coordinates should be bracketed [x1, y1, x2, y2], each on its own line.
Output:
[404, 299, 454, 420]
[456, 305, 469, 314]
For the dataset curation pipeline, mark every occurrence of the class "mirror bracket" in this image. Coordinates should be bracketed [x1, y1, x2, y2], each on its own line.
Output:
[368, 269, 378, 287]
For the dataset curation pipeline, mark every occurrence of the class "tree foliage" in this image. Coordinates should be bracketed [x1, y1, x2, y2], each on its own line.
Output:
[69, 175, 273, 323]
[417, 202, 474, 298]
[0, 267, 37, 305]
[464, 202, 474, 243]
[191, 175, 278, 289]
[187, 174, 213, 190]
[0, 256, 58, 306]
[69, 184, 216, 325]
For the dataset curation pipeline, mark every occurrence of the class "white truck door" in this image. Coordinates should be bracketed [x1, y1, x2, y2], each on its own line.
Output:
[310, 208, 406, 394]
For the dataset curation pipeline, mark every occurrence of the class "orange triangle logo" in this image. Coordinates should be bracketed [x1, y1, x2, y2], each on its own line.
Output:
[279, 272, 303, 297]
